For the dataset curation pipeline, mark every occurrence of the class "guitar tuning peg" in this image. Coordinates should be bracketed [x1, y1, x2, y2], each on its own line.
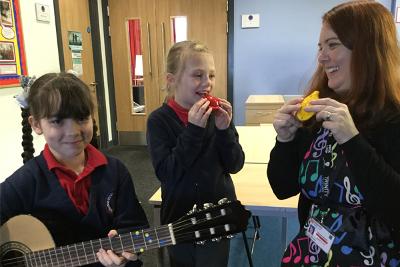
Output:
[226, 235, 235, 239]
[203, 203, 213, 209]
[196, 240, 206, 245]
[187, 204, 198, 215]
[218, 198, 229, 205]
[212, 237, 222, 242]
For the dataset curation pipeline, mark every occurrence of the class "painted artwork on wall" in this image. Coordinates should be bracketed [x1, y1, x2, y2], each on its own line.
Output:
[0, 0, 27, 87]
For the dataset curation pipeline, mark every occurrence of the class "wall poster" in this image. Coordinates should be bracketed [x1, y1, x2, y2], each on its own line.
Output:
[0, 0, 27, 88]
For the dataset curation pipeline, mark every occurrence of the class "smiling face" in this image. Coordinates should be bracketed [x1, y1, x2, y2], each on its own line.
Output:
[318, 23, 352, 96]
[26, 73, 95, 166]
[169, 52, 216, 109]
[30, 116, 93, 162]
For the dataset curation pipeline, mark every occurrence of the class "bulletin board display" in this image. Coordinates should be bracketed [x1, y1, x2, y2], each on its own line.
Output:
[0, 0, 27, 87]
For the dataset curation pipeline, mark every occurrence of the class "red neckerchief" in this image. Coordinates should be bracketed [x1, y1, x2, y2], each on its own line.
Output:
[43, 143, 107, 214]
[167, 98, 189, 126]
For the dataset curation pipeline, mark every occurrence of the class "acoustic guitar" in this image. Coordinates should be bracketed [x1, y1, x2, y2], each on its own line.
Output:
[0, 199, 250, 266]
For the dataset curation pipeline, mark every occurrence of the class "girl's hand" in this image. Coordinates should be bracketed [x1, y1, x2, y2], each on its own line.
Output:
[305, 98, 359, 144]
[273, 98, 303, 142]
[214, 99, 232, 130]
[97, 230, 138, 267]
[188, 98, 212, 128]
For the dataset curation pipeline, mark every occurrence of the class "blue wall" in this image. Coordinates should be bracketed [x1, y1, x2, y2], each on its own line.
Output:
[233, 0, 393, 125]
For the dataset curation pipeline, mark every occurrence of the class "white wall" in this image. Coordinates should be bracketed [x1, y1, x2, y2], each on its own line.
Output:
[20, 0, 60, 76]
[0, 0, 59, 181]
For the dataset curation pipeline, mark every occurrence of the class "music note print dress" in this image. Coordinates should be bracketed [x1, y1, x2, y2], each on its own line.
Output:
[281, 128, 400, 267]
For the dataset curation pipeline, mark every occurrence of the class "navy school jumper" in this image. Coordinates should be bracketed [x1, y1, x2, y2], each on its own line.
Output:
[146, 103, 245, 225]
[0, 153, 149, 267]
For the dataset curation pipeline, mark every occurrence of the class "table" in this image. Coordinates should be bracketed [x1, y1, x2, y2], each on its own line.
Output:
[235, 124, 277, 164]
[148, 164, 299, 259]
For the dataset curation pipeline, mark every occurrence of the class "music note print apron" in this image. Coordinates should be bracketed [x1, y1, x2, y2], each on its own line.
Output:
[281, 128, 400, 267]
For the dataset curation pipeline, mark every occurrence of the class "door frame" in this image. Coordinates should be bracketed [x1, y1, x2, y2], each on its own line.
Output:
[53, 0, 112, 148]
[227, 0, 234, 106]
[87, 0, 111, 148]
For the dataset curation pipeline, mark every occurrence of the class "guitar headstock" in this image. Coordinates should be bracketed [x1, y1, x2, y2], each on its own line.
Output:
[171, 199, 251, 244]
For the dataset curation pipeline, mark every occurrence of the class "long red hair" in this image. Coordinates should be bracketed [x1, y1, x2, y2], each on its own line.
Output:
[306, 1, 400, 131]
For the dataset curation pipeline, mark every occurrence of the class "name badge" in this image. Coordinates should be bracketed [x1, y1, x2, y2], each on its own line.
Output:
[306, 218, 335, 254]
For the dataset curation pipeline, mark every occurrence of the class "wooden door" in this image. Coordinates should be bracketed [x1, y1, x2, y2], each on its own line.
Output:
[156, 0, 228, 103]
[57, 0, 100, 127]
[108, 0, 227, 133]
[109, 0, 158, 132]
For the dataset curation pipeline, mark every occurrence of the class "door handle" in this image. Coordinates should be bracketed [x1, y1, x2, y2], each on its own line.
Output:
[146, 22, 153, 76]
[161, 22, 166, 68]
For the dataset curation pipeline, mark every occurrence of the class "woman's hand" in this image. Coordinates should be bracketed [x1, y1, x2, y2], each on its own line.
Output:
[188, 98, 212, 128]
[306, 98, 359, 144]
[273, 98, 303, 142]
[214, 99, 232, 130]
[97, 230, 138, 267]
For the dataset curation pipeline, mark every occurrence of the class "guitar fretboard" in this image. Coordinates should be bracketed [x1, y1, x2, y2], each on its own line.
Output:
[24, 225, 173, 267]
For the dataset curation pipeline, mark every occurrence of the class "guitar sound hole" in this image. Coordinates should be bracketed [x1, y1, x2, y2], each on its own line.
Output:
[1, 241, 31, 267]
[1, 250, 26, 266]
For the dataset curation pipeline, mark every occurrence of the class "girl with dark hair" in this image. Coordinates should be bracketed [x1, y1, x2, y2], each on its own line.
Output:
[1, 72, 149, 267]
[268, 1, 400, 266]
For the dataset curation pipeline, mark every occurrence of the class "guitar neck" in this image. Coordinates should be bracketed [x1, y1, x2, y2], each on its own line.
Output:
[25, 224, 175, 267]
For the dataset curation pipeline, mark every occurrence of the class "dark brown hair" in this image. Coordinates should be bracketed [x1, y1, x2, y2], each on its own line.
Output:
[307, 0, 400, 131]
[21, 72, 98, 163]
[28, 72, 94, 120]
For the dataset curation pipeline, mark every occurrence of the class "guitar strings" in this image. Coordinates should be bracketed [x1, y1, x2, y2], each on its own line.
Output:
[2, 213, 231, 267]
[1, 234, 174, 267]
[164, 207, 231, 230]
[22, 230, 225, 266]
[1, 224, 172, 267]
[1, 226, 173, 267]
[3, 216, 230, 267]
[3, 234, 229, 266]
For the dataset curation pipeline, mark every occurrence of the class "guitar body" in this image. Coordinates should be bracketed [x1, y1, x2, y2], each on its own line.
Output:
[0, 215, 55, 266]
